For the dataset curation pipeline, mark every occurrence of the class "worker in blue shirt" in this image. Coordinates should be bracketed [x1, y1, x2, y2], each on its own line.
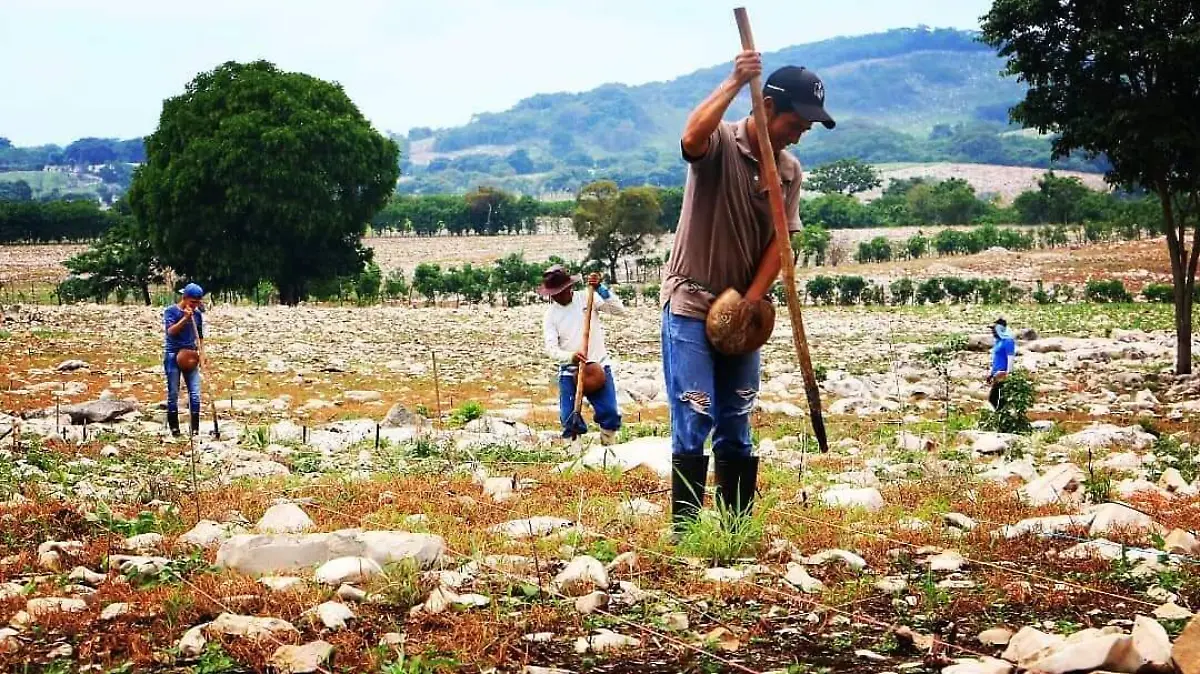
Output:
[988, 318, 1016, 410]
[164, 283, 205, 436]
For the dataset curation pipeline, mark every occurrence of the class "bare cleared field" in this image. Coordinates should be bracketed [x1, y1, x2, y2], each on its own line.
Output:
[2, 226, 992, 287]
[855, 163, 1110, 203]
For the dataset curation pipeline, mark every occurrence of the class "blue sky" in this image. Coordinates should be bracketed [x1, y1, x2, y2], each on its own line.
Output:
[0, 0, 993, 145]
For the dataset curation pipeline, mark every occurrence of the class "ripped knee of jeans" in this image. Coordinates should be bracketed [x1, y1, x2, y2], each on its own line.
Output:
[679, 391, 712, 416]
[732, 387, 758, 415]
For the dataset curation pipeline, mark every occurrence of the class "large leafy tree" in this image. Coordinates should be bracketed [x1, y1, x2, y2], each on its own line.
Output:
[803, 158, 882, 195]
[572, 181, 663, 281]
[464, 186, 514, 235]
[128, 60, 399, 305]
[982, 0, 1200, 373]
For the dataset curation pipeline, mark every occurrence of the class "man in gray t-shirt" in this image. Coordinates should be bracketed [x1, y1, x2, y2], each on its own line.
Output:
[662, 52, 834, 532]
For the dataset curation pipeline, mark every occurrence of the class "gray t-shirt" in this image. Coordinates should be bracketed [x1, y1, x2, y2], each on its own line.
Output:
[661, 118, 803, 319]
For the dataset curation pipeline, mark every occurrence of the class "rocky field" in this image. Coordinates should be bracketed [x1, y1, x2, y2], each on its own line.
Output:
[0, 238, 1198, 674]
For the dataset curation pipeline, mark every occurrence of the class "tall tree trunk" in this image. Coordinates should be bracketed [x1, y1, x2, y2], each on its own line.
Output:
[140, 283, 151, 306]
[279, 282, 301, 306]
[1183, 191, 1200, 376]
[1160, 188, 1195, 375]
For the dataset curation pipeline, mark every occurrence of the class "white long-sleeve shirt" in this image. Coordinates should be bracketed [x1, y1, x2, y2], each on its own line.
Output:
[543, 287, 626, 365]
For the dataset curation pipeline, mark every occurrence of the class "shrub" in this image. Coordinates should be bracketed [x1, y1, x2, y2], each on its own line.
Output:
[915, 277, 945, 305]
[355, 261, 383, 304]
[835, 275, 867, 305]
[413, 263, 443, 304]
[904, 235, 928, 259]
[975, 278, 1011, 305]
[384, 268, 409, 299]
[889, 278, 915, 305]
[1083, 220, 1113, 243]
[942, 276, 976, 304]
[934, 229, 962, 255]
[855, 236, 893, 263]
[862, 282, 886, 305]
[806, 275, 836, 305]
[1052, 283, 1076, 302]
[642, 283, 661, 302]
[55, 276, 99, 304]
[1145, 434, 1199, 484]
[1084, 279, 1132, 303]
[1143, 283, 1174, 304]
[615, 284, 637, 305]
[979, 369, 1035, 434]
[1032, 281, 1054, 305]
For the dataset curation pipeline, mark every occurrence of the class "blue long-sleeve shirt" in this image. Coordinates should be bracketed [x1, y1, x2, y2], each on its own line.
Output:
[990, 328, 1016, 376]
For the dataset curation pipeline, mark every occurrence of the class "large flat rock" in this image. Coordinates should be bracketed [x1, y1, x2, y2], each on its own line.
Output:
[216, 529, 444, 575]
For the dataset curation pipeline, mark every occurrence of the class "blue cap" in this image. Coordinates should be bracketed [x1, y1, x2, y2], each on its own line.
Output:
[179, 283, 205, 299]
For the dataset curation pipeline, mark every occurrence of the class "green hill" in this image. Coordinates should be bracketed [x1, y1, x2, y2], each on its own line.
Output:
[400, 27, 1105, 195]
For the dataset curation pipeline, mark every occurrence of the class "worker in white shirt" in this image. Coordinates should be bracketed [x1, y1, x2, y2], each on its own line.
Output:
[538, 265, 626, 444]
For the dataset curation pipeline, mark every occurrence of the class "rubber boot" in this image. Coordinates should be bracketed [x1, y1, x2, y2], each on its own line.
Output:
[671, 454, 709, 535]
[713, 454, 759, 518]
[167, 411, 181, 437]
[189, 412, 200, 437]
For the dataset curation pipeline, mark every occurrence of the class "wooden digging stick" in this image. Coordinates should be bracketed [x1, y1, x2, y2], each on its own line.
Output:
[734, 6, 829, 453]
[192, 315, 220, 438]
[570, 284, 597, 436]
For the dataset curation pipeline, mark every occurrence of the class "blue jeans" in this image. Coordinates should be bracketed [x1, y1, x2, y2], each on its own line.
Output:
[559, 364, 621, 437]
[662, 305, 759, 457]
[164, 352, 202, 415]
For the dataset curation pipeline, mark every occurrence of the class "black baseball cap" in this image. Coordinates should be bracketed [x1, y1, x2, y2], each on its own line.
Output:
[764, 66, 836, 129]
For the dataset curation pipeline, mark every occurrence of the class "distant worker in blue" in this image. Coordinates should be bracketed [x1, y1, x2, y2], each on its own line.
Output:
[164, 283, 205, 437]
[987, 318, 1016, 411]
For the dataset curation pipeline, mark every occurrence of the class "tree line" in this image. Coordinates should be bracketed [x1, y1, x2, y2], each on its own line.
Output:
[790, 275, 1179, 308]
[796, 160, 1160, 231]
[0, 200, 117, 243]
[0, 136, 145, 171]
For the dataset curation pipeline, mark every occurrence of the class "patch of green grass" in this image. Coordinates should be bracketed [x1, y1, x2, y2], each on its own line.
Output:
[289, 449, 325, 474]
[162, 585, 194, 629]
[38, 661, 76, 674]
[919, 569, 951, 611]
[586, 538, 620, 563]
[125, 551, 215, 589]
[242, 425, 270, 450]
[464, 442, 562, 465]
[85, 503, 179, 537]
[1081, 466, 1116, 504]
[786, 666, 833, 674]
[910, 493, 953, 521]
[676, 495, 773, 566]
[0, 329, 10, 340]
[1145, 434, 1198, 483]
[369, 559, 433, 611]
[616, 421, 669, 443]
[448, 400, 485, 427]
[379, 649, 460, 673]
[194, 643, 245, 673]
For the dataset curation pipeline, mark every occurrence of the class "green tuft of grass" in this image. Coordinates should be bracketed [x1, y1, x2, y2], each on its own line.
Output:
[676, 495, 773, 566]
[368, 559, 434, 611]
[448, 400, 485, 427]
